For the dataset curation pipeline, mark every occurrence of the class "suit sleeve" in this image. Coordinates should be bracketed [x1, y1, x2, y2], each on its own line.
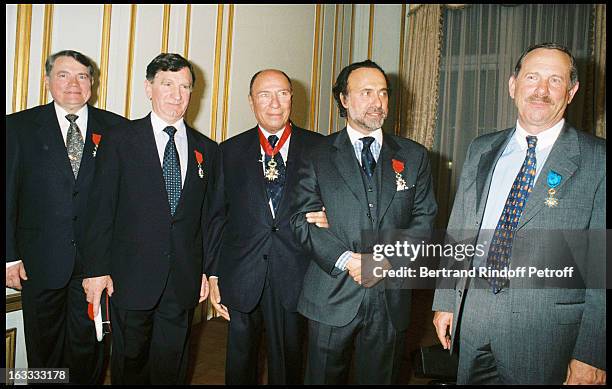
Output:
[290, 153, 351, 275]
[81, 128, 122, 277]
[202, 143, 225, 276]
[572, 169, 606, 370]
[5, 118, 20, 262]
[432, 140, 476, 313]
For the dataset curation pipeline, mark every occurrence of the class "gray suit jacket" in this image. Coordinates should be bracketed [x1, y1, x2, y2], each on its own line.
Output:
[291, 129, 437, 330]
[432, 123, 606, 370]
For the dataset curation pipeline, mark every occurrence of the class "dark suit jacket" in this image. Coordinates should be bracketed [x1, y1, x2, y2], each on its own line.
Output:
[82, 114, 221, 311]
[432, 123, 606, 371]
[6, 102, 127, 288]
[208, 125, 323, 313]
[291, 128, 437, 330]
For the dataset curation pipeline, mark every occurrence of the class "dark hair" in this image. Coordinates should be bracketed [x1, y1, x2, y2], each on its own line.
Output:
[249, 69, 293, 95]
[513, 42, 578, 87]
[146, 53, 196, 86]
[45, 50, 95, 80]
[332, 59, 390, 118]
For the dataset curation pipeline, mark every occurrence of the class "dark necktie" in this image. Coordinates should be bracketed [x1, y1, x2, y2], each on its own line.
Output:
[486, 135, 538, 293]
[265, 135, 286, 215]
[360, 137, 376, 178]
[163, 126, 182, 216]
[65, 114, 84, 178]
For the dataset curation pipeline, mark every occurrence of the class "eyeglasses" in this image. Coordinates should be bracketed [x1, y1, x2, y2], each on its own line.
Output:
[254, 90, 292, 105]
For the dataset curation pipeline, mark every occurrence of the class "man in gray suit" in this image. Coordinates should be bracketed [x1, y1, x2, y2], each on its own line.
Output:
[432, 43, 606, 384]
[291, 60, 437, 384]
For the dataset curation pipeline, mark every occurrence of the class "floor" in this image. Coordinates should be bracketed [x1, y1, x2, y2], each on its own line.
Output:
[104, 290, 440, 384]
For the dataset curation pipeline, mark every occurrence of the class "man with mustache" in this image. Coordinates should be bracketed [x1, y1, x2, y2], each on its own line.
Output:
[291, 60, 437, 384]
[432, 43, 606, 384]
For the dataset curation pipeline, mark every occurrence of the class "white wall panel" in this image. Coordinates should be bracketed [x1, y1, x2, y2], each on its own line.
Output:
[372, 4, 403, 133]
[51, 5, 104, 107]
[26, 5, 45, 109]
[129, 4, 164, 119]
[185, 4, 217, 137]
[6, 4, 17, 114]
[225, 5, 316, 139]
[105, 4, 132, 117]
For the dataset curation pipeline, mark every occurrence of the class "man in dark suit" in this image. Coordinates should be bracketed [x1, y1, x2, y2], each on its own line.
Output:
[290, 60, 438, 384]
[6, 50, 127, 383]
[432, 43, 606, 384]
[207, 69, 323, 384]
[81, 53, 219, 384]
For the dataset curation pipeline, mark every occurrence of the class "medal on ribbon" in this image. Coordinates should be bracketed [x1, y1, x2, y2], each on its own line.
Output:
[392, 158, 407, 191]
[92, 133, 102, 157]
[194, 150, 204, 178]
[258, 123, 292, 182]
[544, 170, 562, 207]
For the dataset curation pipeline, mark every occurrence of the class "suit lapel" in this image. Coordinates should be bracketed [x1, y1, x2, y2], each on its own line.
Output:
[518, 125, 579, 229]
[332, 129, 367, 205]
[75, 105, 100, 186]
[377, 134, 401, 223]
[35, 102, 75, 183]
[475, 131, 513, 217]
[133, 115, 171, 214]
[275, 126, 302, 219]
[174, 126, 198, 218]
[245, 127, 274, 222]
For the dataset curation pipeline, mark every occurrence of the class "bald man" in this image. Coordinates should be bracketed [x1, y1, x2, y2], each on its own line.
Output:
[207, 69, 323, 384]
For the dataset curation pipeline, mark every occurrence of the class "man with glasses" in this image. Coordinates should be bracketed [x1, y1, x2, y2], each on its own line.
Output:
[207, 69, 323, 384]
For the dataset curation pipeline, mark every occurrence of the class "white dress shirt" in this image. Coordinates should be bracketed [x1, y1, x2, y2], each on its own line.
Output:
[151, 111, 188, 188]
[54, 102, 89, 146]
[259, 125, 291, 219]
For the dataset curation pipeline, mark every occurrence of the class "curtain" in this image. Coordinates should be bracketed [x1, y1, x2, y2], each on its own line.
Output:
[592, 4, 606, 138]
[432, 4, 595, 227]
[398, 4, 443, 149]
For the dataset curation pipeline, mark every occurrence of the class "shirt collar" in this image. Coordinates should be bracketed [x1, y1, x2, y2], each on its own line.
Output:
[151, 111, 186, 138]
[514, 119, 564, 151]
[258, 124, 287, 141]
[346, 123, 383, 147]
[54, 102, 88, 126]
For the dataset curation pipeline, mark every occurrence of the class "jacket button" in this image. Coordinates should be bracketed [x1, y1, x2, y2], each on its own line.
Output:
[72, 191, 79, 197]
[271, 226, 279, 232]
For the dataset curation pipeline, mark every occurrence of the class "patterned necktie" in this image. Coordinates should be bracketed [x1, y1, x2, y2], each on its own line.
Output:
[360, 137, 376, 178]
[264, 135, 286, 215]
[163, 126, 182, 216]
[65, 114, 84, 178]
[486, 135, 538, 293]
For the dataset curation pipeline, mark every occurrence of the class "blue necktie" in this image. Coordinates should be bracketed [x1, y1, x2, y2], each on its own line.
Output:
[163, 126, 181, 216]
[265, 135, 286, 215]
[360, 137, 376, 178]
[486, 135, 538, 293]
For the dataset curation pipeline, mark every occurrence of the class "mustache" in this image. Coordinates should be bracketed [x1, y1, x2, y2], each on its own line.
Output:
[366, 108, 387, 115]
[527, 95, 552, 104]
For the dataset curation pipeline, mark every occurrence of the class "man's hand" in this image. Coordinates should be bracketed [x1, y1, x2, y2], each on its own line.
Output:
[199, 274, 210, 303]
[345, 253, 362, 285]
[433, 311, 453, 350]
[306, 207, 328, 228]
[208, 277, 230, 321]
[361, 257, 390, 288]
[82, 275, 114, 317]
[6, 262, 28, 290]
[564, 358, 606, 385]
